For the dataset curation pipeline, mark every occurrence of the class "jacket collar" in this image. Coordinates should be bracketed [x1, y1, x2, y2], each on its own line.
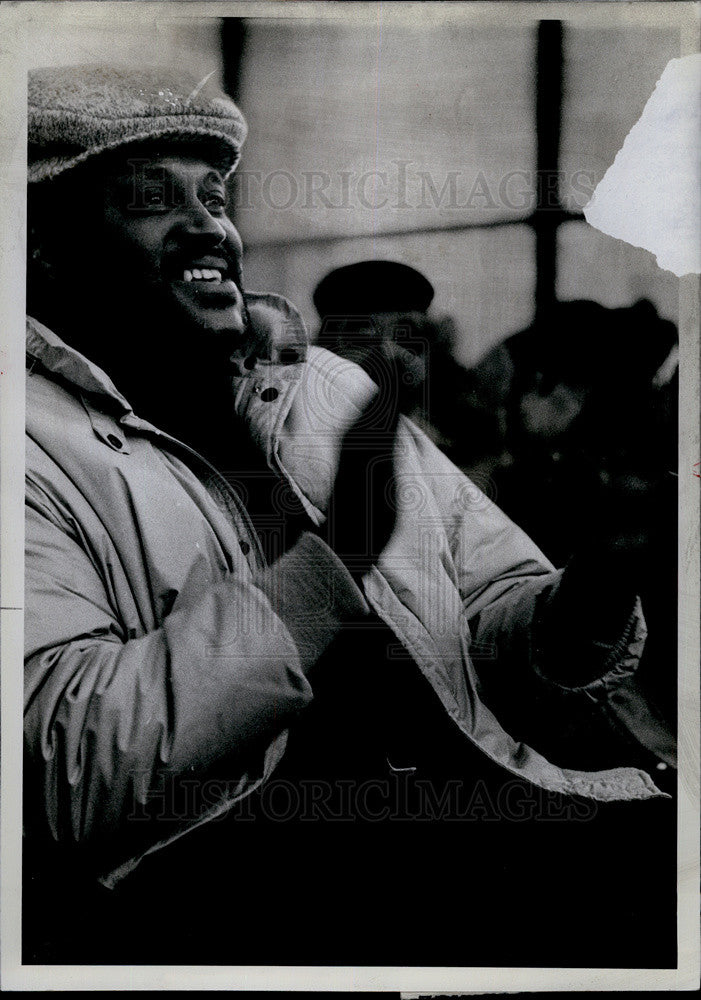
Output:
[26, 314, 134, 416]
[25, 294, 368, 524]
[26, 291, 310, 419]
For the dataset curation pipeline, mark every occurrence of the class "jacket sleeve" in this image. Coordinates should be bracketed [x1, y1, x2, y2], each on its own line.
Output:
[405, 419, 673, 769]
[24, 488, 368, 869]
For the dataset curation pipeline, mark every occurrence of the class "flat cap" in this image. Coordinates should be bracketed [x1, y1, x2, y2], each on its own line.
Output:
[313, 260, 435, 319]
[28, 64, 248, 183]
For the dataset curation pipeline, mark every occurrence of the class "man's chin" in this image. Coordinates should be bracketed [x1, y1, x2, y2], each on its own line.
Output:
[166, 286, 248, 349]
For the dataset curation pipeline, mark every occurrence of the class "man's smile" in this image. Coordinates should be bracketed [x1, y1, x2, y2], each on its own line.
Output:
[166, 254, 244, 306]
[171, 275, 242, 300]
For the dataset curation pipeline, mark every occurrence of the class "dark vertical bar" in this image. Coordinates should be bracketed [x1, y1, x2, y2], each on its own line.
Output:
[220, 17, 247, 102]
[221, 18, 248, 231]
[534, 20, 563, 325]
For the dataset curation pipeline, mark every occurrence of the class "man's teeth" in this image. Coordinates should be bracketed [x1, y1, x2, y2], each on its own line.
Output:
[182, 268, 223, 282]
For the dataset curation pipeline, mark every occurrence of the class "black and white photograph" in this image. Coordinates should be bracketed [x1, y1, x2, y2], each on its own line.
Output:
[0, 0, 699, 991]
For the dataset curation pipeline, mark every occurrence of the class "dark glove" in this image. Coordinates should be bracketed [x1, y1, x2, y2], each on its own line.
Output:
[322, 350, 405, 582]
[536, 470, 653, 687]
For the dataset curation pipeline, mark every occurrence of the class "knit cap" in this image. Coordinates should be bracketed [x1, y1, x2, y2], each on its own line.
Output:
[28, 64, 248, 183]
[314, 260, 435, 319]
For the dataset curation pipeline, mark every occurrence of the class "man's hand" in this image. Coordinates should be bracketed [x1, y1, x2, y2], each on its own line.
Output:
[538, 469, 653, 686]
[322, 348, 406, 583]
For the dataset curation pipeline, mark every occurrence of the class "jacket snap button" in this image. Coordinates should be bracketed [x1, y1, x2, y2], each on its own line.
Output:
[239, 540, 251, 555]
[243, 355, 257, 370]
[107, 434, 123, 449]
[260, 387, 279, 403]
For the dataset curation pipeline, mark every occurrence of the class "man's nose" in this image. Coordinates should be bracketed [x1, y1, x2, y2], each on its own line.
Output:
[175, 196, 227, 241]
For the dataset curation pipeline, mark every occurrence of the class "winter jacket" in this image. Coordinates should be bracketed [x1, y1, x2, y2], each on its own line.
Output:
[24, 292, 669, 884]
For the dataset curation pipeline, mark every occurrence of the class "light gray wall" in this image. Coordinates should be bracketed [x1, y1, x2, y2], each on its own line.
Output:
[26, 17, 224, 86]
[235, 17, 681, 365]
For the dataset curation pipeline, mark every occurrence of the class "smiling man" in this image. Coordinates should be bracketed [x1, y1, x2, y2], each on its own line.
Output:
[27, 142, 252, 463]
[23, 66, 675, 967]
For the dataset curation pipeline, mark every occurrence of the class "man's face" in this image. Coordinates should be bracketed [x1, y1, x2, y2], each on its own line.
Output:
[59, 152, 248, 357]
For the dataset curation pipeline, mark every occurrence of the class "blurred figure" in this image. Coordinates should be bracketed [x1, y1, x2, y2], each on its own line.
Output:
[315, 271, 677, 729]
[472, 299, 679, 723]
[312, 260, 435, 401]
[313, 260, 510, 489]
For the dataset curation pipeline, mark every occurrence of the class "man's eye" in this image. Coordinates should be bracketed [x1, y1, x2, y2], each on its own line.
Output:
[203, 193, 227, 211]
[143, 189, 167, 207]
